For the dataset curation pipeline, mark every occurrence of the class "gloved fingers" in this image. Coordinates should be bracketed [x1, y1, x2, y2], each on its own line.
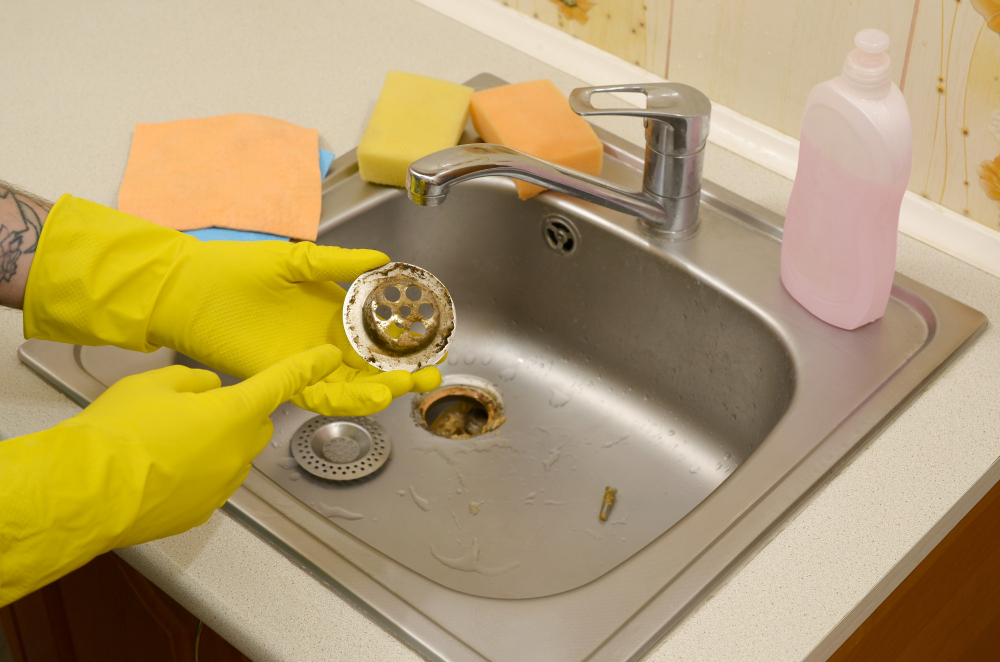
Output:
[132, 364, 222, 394]
[350, 368, 416, 398]
[292, 381, 394, 416]
[411, 366, 442, 393]
[284, 243, 389, 283]
[215, 344, 343, 416]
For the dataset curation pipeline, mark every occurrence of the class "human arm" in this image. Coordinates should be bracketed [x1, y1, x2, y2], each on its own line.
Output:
[0, 180, 50, 310]
[16, 191, 440, 414]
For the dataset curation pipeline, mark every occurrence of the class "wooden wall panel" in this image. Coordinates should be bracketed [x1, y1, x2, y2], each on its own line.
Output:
[904, 0, 1000, 230]
[667, 0, 914, 138]
[497, 0, 650, 67]
[489, 0, 1000, 232]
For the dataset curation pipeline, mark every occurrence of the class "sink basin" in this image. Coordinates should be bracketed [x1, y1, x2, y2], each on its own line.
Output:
[19, 74, 986, 660]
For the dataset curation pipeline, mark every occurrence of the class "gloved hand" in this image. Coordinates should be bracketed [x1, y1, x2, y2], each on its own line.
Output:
[23, 195, 441, 416]
[0, 344, 340, 607]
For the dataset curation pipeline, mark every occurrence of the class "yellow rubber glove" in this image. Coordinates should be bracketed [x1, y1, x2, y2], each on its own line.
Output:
[0, 345, 340, 607]
[23, 195, 441, 416]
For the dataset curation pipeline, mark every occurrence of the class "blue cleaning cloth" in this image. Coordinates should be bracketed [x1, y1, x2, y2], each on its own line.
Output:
[185, 148, 335, 243]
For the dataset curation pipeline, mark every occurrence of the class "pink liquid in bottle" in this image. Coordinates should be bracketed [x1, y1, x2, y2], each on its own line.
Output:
[780, 29, 911, 330]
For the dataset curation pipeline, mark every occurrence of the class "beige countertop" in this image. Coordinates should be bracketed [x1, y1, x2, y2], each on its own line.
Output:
[2, 1, 998, 660]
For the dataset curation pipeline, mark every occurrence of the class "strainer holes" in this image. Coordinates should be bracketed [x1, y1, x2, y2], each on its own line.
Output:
[375, 305, 392, 321]
[418, 303, 434, 318]
[406, 285, 422, 301]
[384, 286, 400, 302]
[400, 305, 412, 317]
[411, 321, 426, 336]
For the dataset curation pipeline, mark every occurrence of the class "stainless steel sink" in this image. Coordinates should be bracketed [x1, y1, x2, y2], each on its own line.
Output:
[19, 74, 986, 661]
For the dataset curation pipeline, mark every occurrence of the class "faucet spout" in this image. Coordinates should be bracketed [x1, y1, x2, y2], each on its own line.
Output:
[407, 144, 687, 235]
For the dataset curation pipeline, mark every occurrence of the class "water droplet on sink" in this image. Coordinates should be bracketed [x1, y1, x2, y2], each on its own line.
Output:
[724, 452, 732, 460]
[716, 461, 724, 470]
[289, 473, 301, 481]
[397, 490, 406, 496]
[481, 353, 493, 365]
[549, 389, 570, 407]
[278, 458, 297, 470]
[448, 354, 459, 366]
[668, 430, 676, 436]
[464, 352, 476, 365]
[500, 367, 517, 381]
[689, 465, 700, 474]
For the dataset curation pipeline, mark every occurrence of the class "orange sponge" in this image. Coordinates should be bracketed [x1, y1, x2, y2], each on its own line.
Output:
[470, 80, 603, 199]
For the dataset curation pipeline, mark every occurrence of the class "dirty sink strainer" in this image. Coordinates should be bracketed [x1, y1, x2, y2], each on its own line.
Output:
[290, 415, 391, 480]
[343, 262, 455, 372]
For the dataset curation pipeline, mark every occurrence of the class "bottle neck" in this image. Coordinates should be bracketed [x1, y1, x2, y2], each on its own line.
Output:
[841, 49, 892, 98]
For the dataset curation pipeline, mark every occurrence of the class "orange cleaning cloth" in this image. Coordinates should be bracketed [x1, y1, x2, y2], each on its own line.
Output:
[470, 80, 603, 200]
[118, 113, 321, 241]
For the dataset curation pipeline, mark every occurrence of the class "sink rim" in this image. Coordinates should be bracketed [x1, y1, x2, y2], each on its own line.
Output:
[17, 74, 988, 662]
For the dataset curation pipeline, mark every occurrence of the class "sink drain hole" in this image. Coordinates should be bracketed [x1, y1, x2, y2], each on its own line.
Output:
[414, 375, 505, 439]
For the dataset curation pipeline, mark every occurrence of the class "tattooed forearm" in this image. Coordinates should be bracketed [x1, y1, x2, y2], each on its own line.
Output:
[0, 181, 52, 309]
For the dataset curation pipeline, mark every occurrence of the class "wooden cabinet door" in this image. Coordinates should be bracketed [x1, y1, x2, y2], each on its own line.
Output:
[0, 553, 251, 662]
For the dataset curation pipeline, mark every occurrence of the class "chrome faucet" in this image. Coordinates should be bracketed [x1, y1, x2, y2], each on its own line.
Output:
[406, 83, 711, 238]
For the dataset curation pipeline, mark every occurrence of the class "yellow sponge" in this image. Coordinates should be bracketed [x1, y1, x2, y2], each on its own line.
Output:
[357, 71, 474, 187]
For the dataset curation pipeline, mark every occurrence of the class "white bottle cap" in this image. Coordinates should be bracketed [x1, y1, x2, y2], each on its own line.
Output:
[842, 29, 892, 96]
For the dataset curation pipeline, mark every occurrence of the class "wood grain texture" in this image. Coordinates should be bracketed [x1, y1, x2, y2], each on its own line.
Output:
[904, 0, 1000, 231]
[829, 468, 1000, 661]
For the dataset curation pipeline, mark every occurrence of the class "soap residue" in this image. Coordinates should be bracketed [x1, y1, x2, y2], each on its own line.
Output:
[548, 388, 571, 408]
[317, 504, 363, 520]
[542, 442, 567, 471]
[430, 538, 520, 576]
[409, 485, 431, 511]
[601, 435, 629, 450]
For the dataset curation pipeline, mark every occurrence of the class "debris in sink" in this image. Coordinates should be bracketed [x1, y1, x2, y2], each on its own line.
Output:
[409, 485, 431, 511]
[599, 486, 617, 521]
[469, 500, 484, 515]
[430, 538, 519, 576]
[317, 504, 363, 520]
[429, 398, 489, 438]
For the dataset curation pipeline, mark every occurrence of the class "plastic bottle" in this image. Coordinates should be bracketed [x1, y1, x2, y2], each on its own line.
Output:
[780, 29, 912, 330]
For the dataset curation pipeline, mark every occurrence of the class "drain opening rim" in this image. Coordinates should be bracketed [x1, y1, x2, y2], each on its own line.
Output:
[290, 416, 391, 481]
[412, 374, 506, 439]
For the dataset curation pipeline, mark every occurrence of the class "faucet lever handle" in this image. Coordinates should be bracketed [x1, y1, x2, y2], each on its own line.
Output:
[568, 83, 711, 156]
